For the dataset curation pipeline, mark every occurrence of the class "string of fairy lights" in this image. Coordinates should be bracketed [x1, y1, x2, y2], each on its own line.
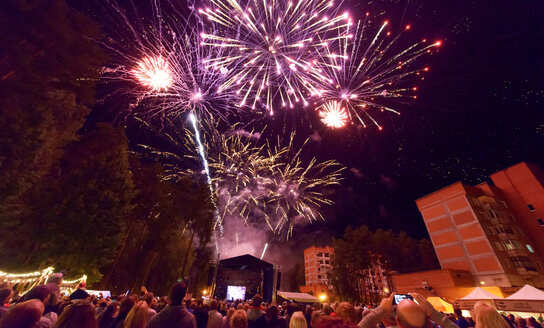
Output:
[0, 267, 86, 285]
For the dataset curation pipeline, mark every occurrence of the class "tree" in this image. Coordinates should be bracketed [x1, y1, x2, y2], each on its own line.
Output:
[0, 0, 106, 273]
[102, 156, 215, 294]
[0, 0, 105, 208]
[330, 225, 439, 302]
[0, 124, 135, 283]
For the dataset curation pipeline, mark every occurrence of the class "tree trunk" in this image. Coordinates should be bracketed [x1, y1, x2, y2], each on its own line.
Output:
[98, 218, 136, 289]
[179, 229, 196, 278]
[140, 251, 158, 291]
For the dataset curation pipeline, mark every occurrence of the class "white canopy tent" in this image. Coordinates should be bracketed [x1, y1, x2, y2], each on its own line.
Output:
[494, 285, 544, 313]
[507, 285, 544, 300]
[454, 287, 503, 310]
[459, 287, 503, 300]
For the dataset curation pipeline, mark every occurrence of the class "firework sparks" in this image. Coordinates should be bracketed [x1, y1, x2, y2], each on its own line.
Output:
[312, 16, 441, 128]
[131, 56, 174, 92]
[198, 0, 351, 113]
[99, 1, 236, 122]
[319, 100, 348, 128]
[140, 120, 343, 240]
[265, 135, 344, 237]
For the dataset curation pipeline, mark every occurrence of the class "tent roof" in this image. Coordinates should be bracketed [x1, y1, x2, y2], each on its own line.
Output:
[460, 287, 503, 300]
[507, 285, 544, 301]
[277, 291, 319, 303]
[427, 297, 454, 313]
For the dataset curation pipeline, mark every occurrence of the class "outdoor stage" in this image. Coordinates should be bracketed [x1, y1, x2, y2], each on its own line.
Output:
[208, 254, 281, 302]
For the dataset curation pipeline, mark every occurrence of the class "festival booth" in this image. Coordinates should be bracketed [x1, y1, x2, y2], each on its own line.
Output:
[454, 287, 503, 310]
[494, 285, 544, 314]
[276, 291, 319, 303]
[427, 297, 454, 313]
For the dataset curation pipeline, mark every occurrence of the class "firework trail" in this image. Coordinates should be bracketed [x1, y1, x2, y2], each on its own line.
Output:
[312, 15, 441, 129]
[260, 243, 269, 259]
[198, 0, 351, 113]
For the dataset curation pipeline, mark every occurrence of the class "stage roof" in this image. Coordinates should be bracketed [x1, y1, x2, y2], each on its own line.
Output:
[219, 254, 274, 271]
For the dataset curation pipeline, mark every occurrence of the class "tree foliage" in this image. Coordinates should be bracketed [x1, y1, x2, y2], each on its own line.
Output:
[0, 124, 135, 282]
[330, 225, 439, 302]
[104, 158, 215, 295]
[0, 0, 216, 291]
[0, 0, 105, 207]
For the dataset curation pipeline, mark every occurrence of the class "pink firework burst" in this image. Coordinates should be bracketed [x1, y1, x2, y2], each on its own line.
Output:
[131, 56, 173, 92]
[318, 100, 348, 128]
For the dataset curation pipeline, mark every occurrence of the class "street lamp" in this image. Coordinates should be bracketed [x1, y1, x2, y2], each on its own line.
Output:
[319, 294, 327, 302]
[203, 289, 208, 295]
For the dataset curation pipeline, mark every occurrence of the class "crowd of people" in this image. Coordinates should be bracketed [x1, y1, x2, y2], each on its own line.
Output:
[0, 277, 542, 328]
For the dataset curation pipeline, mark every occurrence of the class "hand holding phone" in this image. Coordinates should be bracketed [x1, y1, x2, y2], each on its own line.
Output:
[393, 294, 414, 305]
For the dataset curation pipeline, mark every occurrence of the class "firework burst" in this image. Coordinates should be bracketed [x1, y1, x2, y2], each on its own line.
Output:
[198, 0, 351, 113]
[140, 119, 343, 239]
[313, 15, 441, 129]
[98, 1, 236, 122]
[265, 136, 344, 237]
[131, 56, 174, 92]
[318, 100, 348, 128]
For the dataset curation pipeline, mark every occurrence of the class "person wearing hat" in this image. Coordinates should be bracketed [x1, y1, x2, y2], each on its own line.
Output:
[69, 283, 89, 302]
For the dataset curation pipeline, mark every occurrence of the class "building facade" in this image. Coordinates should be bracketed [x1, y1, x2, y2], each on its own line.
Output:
[301, 246, 393, 302]
[490, 162, 544, 259]
[357, 254, 394, 303]
[304, 246, 334, 287]
[416, 162, 544, 288]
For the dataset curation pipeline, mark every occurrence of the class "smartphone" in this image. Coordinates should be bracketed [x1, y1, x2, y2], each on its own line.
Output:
[393, 294, 413, 305]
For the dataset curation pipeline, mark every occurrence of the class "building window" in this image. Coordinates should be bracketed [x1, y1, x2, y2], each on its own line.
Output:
[528, 204, 535, 211]
[511, 256, 536, 271]
[526, 244, 535, 253]
[325, 253, 330, 257]
[494, 225, 514, 234]
[537, 218, 544, 226]
[503, 240, 514, 250]
[494, 242, 503, 251]
[317, 275, 322, 279]
[325, 260, 329, 264]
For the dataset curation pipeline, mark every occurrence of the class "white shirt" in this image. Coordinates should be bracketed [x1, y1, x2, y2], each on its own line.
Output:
[207, 310, 224, 328]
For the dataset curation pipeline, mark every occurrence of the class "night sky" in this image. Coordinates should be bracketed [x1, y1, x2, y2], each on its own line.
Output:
[261, 0, 544, 250]
[81, 0, 544, 256]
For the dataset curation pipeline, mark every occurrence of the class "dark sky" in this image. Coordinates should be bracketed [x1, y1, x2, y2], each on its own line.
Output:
[269, 0, 544, 247]
[80, 0, 544, 254]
